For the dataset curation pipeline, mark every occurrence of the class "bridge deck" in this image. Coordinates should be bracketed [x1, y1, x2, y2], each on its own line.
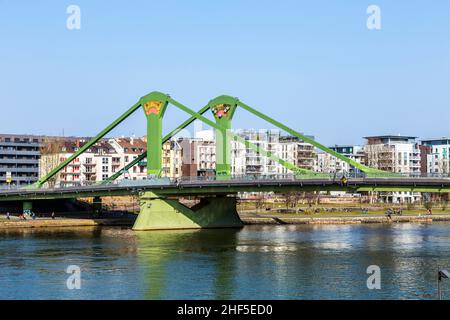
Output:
[1, 178, 450, 202]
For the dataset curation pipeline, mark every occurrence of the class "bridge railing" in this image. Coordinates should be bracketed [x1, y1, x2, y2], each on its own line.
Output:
[5, 172, 450, 192]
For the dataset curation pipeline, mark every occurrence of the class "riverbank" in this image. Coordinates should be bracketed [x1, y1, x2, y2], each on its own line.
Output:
[0, 217, 134, 229]
[2, 211, 450, 229]
[239, 213, 450, 225]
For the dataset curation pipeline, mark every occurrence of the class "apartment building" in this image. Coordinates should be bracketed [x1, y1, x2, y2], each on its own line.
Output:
[363, 135, 421, 203]
[315, 145, 366, 174]
[231, 129, 279, 176]
[162, 140, 182, 178]
[231, 129, 316, 176]
[179, 136, 216, 177]
[277, 135, 316, 174]
[108, 137, 147, 180]
[40, 138, 119, 187]
[421, 138, 450, 175]
[0, 134, 43, 187]
[364, 135, 421, 175]
[39, 137, 182, 186]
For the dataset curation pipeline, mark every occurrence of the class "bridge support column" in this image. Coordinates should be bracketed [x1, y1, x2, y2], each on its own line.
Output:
[210, 97, 238, 180]
[133, 192, 243, 230]
[141, 93, 169, 177]
[93, 196, 102, 215]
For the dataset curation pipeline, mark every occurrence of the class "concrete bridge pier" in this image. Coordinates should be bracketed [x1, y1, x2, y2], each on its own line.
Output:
[93, 196, 102, 216]
[133, 192, 243, 231]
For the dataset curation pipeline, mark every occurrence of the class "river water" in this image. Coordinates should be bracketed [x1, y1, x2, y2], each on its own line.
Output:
[1, 223, 450, 300]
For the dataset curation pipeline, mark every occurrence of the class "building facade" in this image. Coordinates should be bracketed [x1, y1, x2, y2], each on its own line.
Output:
[39, 137, 182, 186]
[421, 138, 450, 175]
[179, 137, 216, 177]
[363, 135, 421, 203]
[0, 134, 43, 187]
[315, 145, 366, 174]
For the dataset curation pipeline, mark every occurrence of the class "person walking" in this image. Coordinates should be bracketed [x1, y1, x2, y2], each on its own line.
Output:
[6, 212, 10, 220]
[51, 212, 55, 220]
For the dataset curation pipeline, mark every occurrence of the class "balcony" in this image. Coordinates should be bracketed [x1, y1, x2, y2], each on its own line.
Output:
[0, 141, 40, 148]
[0, 159, 39, 165]
[0, 149, 40, 156]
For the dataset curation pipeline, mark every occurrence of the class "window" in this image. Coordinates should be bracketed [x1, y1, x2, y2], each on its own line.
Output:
[102, 166, 108, 173]
[102, 158, 109, 164]
[102, 174, 108, 180]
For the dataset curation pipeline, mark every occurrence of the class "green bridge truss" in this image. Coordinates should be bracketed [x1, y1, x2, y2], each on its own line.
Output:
[34, 91, 386, 189]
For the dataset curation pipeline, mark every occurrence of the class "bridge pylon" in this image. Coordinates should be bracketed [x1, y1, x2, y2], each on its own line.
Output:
[208, 96, 238, 179]
[140, 92, 170, 176]
[133, 192, 243, 230]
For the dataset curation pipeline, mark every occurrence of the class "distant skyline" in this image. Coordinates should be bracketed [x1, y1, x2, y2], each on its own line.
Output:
[0, 1, 449, 146]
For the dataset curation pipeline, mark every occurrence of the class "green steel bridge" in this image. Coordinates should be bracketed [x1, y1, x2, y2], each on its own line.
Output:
[1, 91, 449, 230]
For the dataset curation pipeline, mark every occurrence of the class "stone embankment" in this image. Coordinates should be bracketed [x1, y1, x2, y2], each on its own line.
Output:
[240, 214, 445, 225]
[0, 218, 134, 229]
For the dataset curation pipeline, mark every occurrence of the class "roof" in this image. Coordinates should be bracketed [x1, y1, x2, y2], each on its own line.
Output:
[421, 138, 450, 145]
[113, 137, 146, 154]
[42, 138, 117, 154]
[363, 135, 417, 140]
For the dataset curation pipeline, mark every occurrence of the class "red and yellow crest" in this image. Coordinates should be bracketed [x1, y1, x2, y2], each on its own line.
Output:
[144, 101, 163, 116]
[211, 104, 231, 119]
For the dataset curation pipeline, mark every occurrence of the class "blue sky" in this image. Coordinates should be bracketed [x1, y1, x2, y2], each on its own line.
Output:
[0, 0, 449, 145]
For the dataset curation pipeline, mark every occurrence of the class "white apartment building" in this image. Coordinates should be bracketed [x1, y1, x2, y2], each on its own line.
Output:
[231, 129, 279, 176]
[108, 137, 147, 180]
[363, 135, 421, 203]
[177, 129, 316, 177]
[421, 138, 450, 175]
[315, 145, 365, 174]
[276, 136, 316, 175]
[231, 129, 316, 176]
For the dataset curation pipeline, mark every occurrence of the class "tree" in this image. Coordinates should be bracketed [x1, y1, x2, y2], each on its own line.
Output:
[39, 137, 65, 188]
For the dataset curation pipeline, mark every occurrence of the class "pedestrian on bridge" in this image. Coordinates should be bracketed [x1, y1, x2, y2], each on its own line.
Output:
[6, 212, 10, 220]
[51, 212, 55, 220]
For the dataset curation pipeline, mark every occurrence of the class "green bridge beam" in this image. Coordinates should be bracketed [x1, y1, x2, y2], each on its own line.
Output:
[34, 100, 142, 188]
[104, 103, 212, 183]
[35, 91, 387, 188]
[167, 97, 316, 176]
[236, 99, 385, 175]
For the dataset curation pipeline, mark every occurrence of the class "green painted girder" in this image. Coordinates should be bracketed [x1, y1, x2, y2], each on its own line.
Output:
[230, 97, 384, 175]
[34, 91, 388, 189]
[108, 94, 318, 182]
[167, 97, 319, 177]
[32, 100, 142, 188]
[104, 103, 212, 183]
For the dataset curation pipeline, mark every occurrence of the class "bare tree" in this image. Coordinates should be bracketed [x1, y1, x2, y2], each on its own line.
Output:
[39, 137, 65, 188]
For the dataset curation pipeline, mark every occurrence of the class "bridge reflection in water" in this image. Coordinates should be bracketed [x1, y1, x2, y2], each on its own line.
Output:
[135, 228, 240, 300]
